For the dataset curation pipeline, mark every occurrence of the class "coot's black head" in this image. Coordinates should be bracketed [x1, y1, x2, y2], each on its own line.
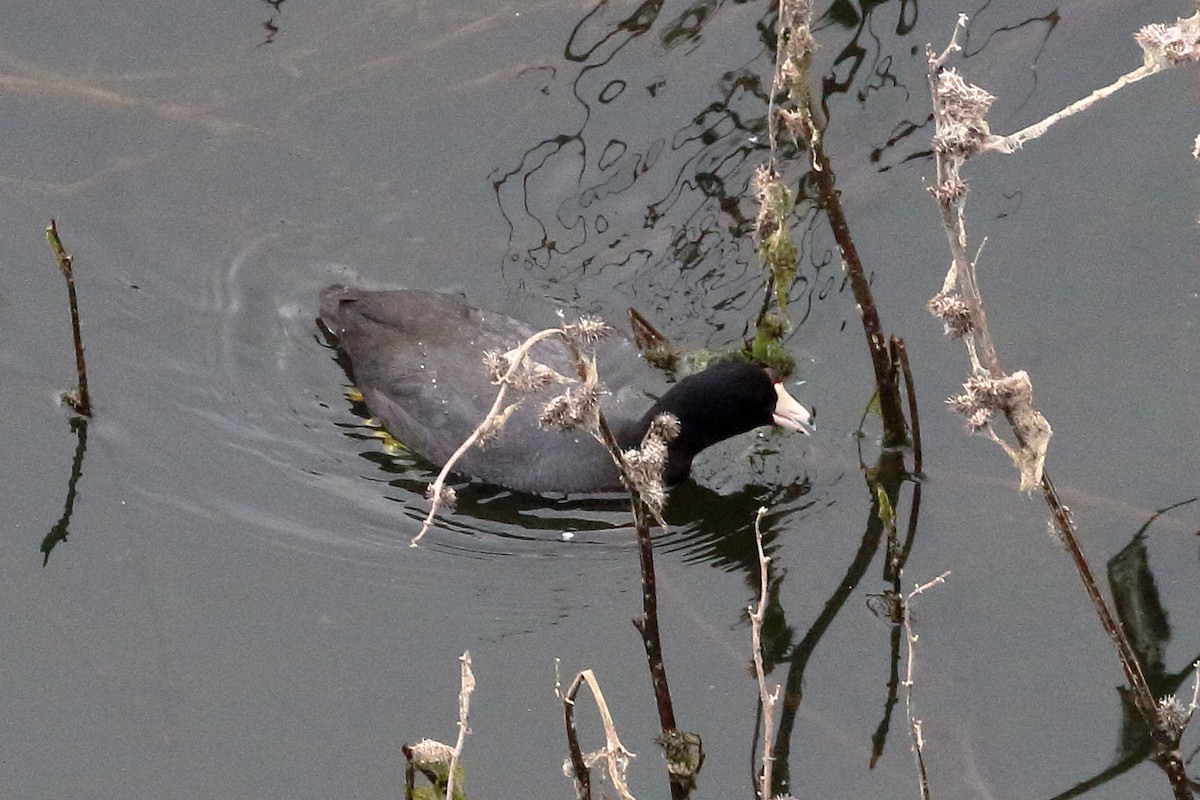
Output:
[639, 360, 812, 484]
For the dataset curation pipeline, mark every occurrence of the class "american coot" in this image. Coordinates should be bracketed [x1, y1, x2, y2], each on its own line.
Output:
[319, 285, 812, 494]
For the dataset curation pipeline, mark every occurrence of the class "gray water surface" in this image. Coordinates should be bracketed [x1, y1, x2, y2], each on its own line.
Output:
[2, 1, 1197, 798]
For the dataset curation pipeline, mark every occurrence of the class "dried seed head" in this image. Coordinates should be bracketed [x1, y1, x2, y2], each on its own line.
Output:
[936, 68, 995, 121]
[945, 392, 976, 415]
[618, 413, 681, 520]
[928, 292, 974, 337]
[648, 412, 681, 442]
[950, 370, 1051, 491]
[1136, 15, 1200, 70]
[511, 362, 558, 393]
[564, 315, 613, 344]
[539, 384, 601, 431]
[483, 349, 510, 382]
[966, 407, 993, 432]
[1155, 694, 1190, 737]
[933, 68, 995, 157]
[486, 348, 562, 393]
[407, 739, 454, 765]
[930, 174, 969, 204]
[955, 372, 1034, 412]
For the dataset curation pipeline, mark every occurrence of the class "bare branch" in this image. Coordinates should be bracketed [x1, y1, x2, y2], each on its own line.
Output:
[444, 651, 475, 800]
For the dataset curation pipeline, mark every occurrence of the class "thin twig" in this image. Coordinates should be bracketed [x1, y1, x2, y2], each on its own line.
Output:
[557, 660, 592, 800]
[892, 337, 922, 474]
[902, 572, 950, 800]
[411, 327, 565, 545]
[46, 220, 92, 417]
[749, 507, 781, 800]
[444, 651, 475, 800]
[41, 416, 88, 565]
[983, 65, 1157, 154]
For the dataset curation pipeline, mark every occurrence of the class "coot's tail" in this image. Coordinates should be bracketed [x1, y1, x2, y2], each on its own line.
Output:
[318, 284, 354, 336]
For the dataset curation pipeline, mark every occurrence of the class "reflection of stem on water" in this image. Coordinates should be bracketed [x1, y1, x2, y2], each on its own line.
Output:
[41, 416, 88, 566]
[1043, 503, 1200, 799]
[756, 2, 925, 793]
[768, 474, 884, 794]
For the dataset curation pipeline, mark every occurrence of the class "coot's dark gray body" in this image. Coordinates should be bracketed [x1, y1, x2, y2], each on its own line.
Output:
[319, 286, 811, 494]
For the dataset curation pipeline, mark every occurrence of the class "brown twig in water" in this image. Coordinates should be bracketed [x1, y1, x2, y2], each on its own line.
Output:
[40, 416, 88, 565]
[403, 745, 417, 800]
[46, 220, 91, 417]
[892, 337, 922, 474]
[558, 660, 593, 800]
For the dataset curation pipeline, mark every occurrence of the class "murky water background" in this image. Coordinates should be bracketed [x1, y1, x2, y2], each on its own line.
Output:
[2, 1, 1197, 798]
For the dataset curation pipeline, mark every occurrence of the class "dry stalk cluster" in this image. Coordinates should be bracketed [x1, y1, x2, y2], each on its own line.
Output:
[926, 16, 1049, 491]
[928, 7, 1199, 485]
[414, 314, 624, 539]
[412, 309, 685, 544]
[926, 9, 1199, 797]
[557, 665, 638, 800]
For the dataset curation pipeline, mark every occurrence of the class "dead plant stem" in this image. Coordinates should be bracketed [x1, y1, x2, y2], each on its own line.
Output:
[46, 220, 92, 417]
[749, 507, 781, 800]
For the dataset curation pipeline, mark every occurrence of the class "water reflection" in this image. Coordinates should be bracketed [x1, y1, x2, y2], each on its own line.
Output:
[40, 415, 88, 566]
[340, 405, 819, 558]
[491, 0, 939, 344]
[492, 0, 784, 331]
[1046, 500, 1200, 799]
